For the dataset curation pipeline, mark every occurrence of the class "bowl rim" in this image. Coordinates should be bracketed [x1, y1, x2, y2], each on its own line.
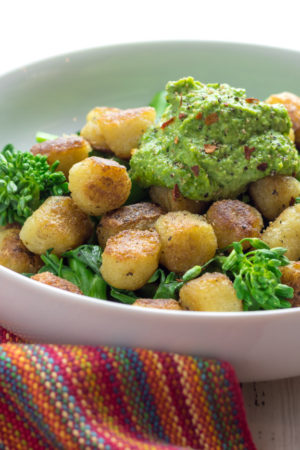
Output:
[1, 39, 300, 320]
[2, 39, 300, 80]
[1, 263, 299, 319]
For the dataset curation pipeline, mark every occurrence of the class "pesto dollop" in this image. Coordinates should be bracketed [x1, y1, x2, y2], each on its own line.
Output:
[130, 77, 299, 201]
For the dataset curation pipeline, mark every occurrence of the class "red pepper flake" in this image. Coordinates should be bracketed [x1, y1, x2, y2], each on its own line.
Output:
[174, 136, 179, 144]
[205, 113, 219, 125]
[161, 117, 175, 129]
[290, 196, 295, 206]
[191, 165, 199, 176]
[195, 112, 203, 120]
[257, 162, 268, 171]
[204, 144, 217, 154]
[244, 145, 256, 160]
[179, 113, 187, 120]
[172, 184, 180, 200]
[246, 98, 259, 104]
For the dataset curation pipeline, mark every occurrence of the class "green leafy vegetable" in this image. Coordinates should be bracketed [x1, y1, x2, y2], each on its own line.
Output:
[110, 288, 137, 304]
[35, 131, 58, 143]
[295, 197, 300, 204]
[212, 238, 293, 311]
[38, 246, 107, 300]
[0, 144, 69, 226]
[149, 90, 168, 119]
[152, 265, 203, 299]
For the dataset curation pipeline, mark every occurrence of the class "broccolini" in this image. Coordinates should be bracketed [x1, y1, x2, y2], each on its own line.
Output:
[0, 144, 69, 226]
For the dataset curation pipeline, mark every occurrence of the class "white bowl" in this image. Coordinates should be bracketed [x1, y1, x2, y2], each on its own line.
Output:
[1, 41, 300, 382]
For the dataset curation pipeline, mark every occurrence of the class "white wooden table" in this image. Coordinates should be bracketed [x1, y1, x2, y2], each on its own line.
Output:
[242, 377, 300, 449]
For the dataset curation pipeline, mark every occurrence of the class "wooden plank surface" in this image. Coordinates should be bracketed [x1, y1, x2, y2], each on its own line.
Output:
[242, 377, 300, 449]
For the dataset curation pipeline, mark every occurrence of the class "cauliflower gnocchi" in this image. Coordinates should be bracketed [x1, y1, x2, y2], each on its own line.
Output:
[81, 106, 156, 159]
[69, 156, 131, 215]
[0, 227, 42, 273]
[97, 202, 163, 248]
[261, 204, 300, 260]
[20, 196, 93, 256]
[155, 211, 217, 273]
[100, 229, 161, 290]
[31, 135, 91, 178]
[149, 185, 206, 214]
[206, 199, 263, 249]
[179, 272, 242, 312]
[249, 175, 300, 220]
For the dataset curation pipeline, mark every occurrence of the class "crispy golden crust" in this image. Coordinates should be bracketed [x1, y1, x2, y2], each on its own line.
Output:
[31, 135, 91, 177]
[179, 272, 242, 312]
[100, 229, 161, 290]
[133, 298, 183, 310]
[149, 185, 207, 213]
[97, 202, 163, 247]
[266, 92, 300, 144]
[103, 229, 160, 258]
[155, 211, 217, 273]
[249, 175, 300, 221]
[81, 106, 155, 158]
[206, 199, 263, 249]
[69, 156, 131, 216]
[0, 228, 42, 274]
[20, 196, 93, 256]
[31, 271, 82, 295]
[261, 204, 300, 260]
[281, 262, 300, 307]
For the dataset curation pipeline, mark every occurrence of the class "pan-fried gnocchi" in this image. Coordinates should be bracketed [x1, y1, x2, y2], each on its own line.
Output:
[31, 271, 83, 295]
[20, 196, 93, 256]
[97, 202, 163, 248]
[0, 227, 42, 273]
[155, 211, 217, 273]
[249, 175, 300, 220]
[81, 106, 156, 159]
[179, 272, 243, 312]
[206, 199, 263, 249]
[100, 229, 161, 290]
[261, 204, 300, 260]
[31, 135, 91, 178]
[69, 156, 131, 215]
[149, 185, 206, 214]
[2, 84, 300, 314]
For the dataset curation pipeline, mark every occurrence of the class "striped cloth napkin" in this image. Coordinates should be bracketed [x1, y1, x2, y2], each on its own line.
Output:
[0, 327, 255, 449]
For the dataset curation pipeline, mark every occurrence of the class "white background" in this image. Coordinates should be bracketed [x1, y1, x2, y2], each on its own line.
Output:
[1, 0, 300, 75]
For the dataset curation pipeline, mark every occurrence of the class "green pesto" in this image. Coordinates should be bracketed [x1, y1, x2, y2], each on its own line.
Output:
[130, 77, 300, 201]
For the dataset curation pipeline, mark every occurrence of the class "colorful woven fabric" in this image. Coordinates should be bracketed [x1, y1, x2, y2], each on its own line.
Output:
[0, 327, 255, 449]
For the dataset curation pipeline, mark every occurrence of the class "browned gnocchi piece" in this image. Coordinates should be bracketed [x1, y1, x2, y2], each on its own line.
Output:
[206, 199, 263, 249]
[100, 229, 161, 290]
[179, 272, 243, 312]
[69, 156, 131, 216]
[261, 204, 300, 260]
[97, 202, 163, 248]
[31, 271, 83, 295]
[280, 262, 300, 307]
[20, 196, 93, 256]
[0, 227, 42, 273]
[265, 92, 300, 144]
[31, 135, 91, 178]
[149, 185, 207, 213]
[133, 298, 183, 310]
[155, 211, 217, 273]
[249, 175, 300, 220]
[81, 106, 156, 159]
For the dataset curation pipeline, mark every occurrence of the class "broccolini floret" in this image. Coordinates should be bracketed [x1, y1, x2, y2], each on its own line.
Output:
[0, 144, 69, 226]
